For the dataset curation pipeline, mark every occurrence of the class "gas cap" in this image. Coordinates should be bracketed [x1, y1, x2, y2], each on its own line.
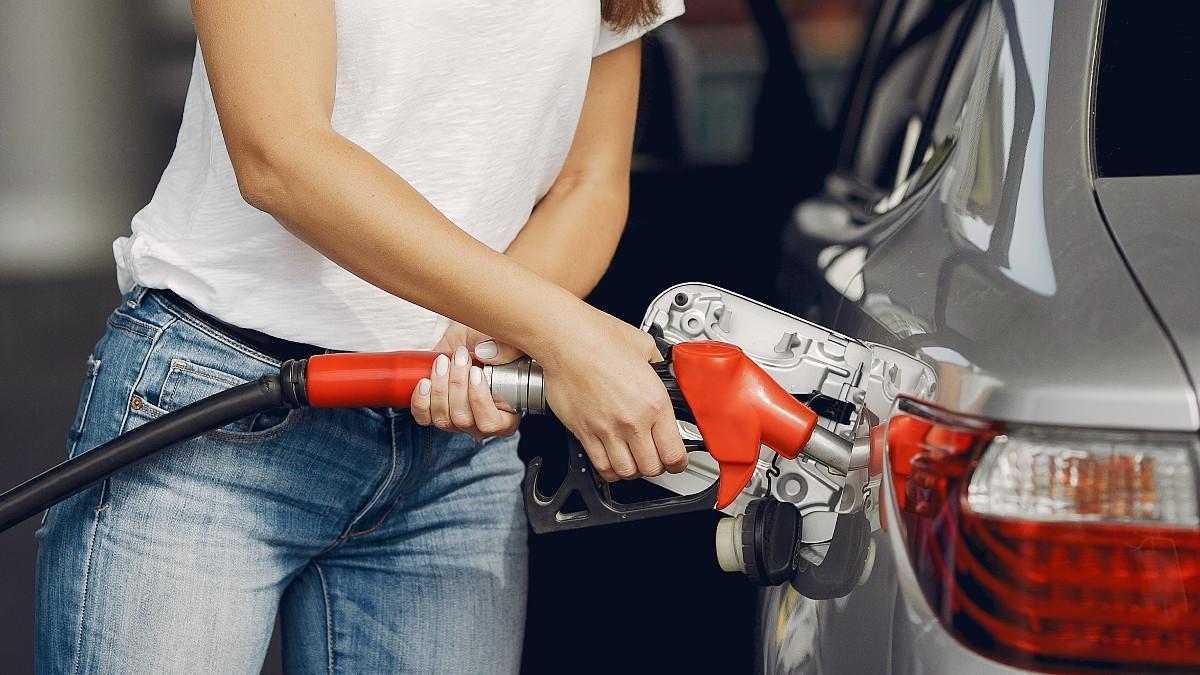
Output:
[790, 511, 873, 599]
[714, 497, 801, 586]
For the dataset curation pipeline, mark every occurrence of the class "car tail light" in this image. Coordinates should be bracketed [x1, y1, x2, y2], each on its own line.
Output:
[885, 397, 1200, 672]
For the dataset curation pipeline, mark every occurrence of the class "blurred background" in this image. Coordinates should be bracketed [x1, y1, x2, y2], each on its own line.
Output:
[0, 0, 871, 671]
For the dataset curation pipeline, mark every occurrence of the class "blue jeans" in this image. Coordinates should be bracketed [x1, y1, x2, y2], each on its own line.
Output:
[35, 287, 527, 674]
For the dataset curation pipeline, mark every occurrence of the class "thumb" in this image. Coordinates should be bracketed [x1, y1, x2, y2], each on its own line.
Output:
[471, 337, 523, 364]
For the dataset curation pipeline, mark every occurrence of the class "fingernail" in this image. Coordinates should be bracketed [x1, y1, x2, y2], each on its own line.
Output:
[417, 379, 431, 396]
[470, 366, 483, 385]
[453, 345, 469, 367]
[434, 353, 449, 376]
[474, 340, 498, 359]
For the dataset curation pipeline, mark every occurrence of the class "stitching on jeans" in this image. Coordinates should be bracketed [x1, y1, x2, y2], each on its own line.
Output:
[161, 362, 241, 409]
[107, 309, 162, 339]
[313, 561, 335, 675]
[69, 303, 163, 673]
[397, 422, 437, 500]
[106, 319, 156, 341]
[348, 421, 436, 538]
[67, 358, 102, 460]
[69, 482, 109, 675]
[71, 304, 169, 670]
[338, 416, 402, 540]
[131, 396, 304, 444]
[346, 495, 401, 539]
[116, 315, 177, 438]
[148, 293, 282, 367]
[169, 359, 243, 386]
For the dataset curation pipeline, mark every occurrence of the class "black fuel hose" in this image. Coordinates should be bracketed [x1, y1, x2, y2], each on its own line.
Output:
[0, 374, 292, 533]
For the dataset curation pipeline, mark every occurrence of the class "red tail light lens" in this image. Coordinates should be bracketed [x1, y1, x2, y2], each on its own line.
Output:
[885, 397, 1200, 671]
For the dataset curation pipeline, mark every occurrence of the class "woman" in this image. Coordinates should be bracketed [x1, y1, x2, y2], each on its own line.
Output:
[35, 1, 687, 672]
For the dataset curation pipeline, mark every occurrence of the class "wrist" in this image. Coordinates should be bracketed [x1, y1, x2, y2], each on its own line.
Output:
[524, 294, 603, 372]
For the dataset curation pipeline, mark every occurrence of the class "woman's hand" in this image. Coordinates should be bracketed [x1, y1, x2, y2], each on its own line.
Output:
[539, 309, 688, 483]
[410, 323, 523, 440]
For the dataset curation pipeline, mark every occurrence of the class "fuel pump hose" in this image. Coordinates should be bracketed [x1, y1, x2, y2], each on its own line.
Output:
[0, 352, 529, 534]
[0, 372, 297, 532]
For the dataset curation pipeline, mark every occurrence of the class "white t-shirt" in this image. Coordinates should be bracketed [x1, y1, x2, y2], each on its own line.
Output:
[115, 1, 684, 352]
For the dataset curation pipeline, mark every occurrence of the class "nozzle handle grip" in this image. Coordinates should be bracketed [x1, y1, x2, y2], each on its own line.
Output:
[306, 352, 439, 408]
[304, 352, 544, 412]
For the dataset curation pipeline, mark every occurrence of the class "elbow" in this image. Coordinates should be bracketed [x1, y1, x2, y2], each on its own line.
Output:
[230, 141, 292, 214]
[551, 168, 629, 211]
[228, 124, 331, 215]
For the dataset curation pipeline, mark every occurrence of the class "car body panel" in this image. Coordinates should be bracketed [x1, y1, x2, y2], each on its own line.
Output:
[812, 0, 1197, 432]
[1094, 175, 1200, 393]
[762, 0, 1199, 673]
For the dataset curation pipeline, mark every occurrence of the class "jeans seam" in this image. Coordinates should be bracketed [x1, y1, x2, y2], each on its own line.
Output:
[345, 495, 401, 539]
[161, 363, 240, 409]
[127, 286, 150, 308]
[67, 357, 102, 459]
[131, 399, 304, 444]
[168, 359, 243, 386]
[109, 305, 163, 336]
[395, 418, 435, 498]
[106, 318, 156, 341]
[69, 487, 109, 675]
[340, 417, 403, 539]
[116, 315, 178, 437]
[313, 561, 335, 675]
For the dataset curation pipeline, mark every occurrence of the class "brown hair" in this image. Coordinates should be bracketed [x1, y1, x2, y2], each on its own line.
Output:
[601, 0, 663, 31]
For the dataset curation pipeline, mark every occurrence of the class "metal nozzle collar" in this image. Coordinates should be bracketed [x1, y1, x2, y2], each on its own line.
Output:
[483, 358, 546, 415]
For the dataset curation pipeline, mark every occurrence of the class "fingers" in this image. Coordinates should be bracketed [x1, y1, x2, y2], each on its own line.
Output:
[627, 428, 665, 477]
[578, 433, 618, 483]
[638, 329, 666, 363]
[446, 346, 473, 430]
[426, 352, 453, 431]
[472, 338, 523, 364]
[599, 436, 639, 481]
[468, 365, 519, 437]
[410, 378, 432, 426]
[653, 418, 688, 473]
[611, 397, 684, 480]
[415, 345, 521, 439]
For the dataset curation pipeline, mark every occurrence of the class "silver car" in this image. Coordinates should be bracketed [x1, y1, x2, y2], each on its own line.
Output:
[648, 0, 1199, 672]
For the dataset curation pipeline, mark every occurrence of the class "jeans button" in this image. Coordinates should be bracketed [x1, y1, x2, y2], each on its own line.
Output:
[130, 395, 144, 411]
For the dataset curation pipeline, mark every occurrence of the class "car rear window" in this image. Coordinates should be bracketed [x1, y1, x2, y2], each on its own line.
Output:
[1094, 1, 1200, 177]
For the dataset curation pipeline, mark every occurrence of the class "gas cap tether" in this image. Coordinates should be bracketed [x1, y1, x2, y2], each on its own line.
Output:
[715, 497, 801, 586]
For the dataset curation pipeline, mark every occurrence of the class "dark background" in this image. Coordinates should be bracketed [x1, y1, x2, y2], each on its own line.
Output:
[0, 1, 869, 672]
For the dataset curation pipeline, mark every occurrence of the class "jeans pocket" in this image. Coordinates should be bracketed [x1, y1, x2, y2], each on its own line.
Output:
[65, 355, 102, 460]
[134, 358, 302, 443]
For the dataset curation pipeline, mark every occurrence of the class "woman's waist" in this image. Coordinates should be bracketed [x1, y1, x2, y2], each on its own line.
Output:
[150, 288, 332, 362]
[122, 276, 449, 354]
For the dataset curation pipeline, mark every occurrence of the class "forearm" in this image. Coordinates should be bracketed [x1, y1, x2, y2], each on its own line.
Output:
[504, 40, 642, 299]
[241, 126, 589, 363]
[504, 174, 629, 298]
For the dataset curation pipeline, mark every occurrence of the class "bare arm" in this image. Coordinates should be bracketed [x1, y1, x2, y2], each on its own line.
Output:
[412, 41, 645, 448]
[191, 0, 686, 479]
[191, 0, 580, 361]
[505, 41, 643, 297]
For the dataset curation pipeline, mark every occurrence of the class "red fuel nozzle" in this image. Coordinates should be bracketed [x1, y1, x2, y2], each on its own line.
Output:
[304, 344, 827, 512]
[672, 342, 818, 509]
